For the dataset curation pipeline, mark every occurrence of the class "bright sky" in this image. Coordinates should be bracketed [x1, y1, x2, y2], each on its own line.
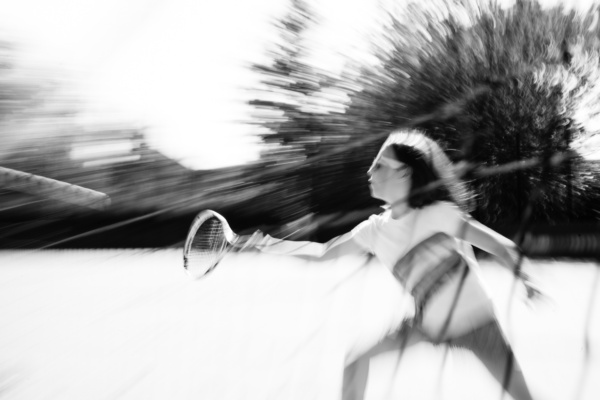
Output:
[0, 0, 382, 170]
[0, 0, 595, 169]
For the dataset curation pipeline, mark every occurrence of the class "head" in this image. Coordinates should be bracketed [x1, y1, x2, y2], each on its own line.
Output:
[368, 129, 473, 211]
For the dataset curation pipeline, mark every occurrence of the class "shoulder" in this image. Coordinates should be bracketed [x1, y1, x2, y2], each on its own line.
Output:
[352, 210, 388, 231]
[417, 201, 466, 233]
[349, 212, 387, 253]
[351, 210, 390, 244]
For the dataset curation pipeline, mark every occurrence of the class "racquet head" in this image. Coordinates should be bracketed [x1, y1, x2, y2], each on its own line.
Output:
[183, 210, 239, 279]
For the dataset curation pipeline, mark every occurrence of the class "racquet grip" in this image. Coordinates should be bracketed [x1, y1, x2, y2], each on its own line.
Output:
[235, 230, 266, 251]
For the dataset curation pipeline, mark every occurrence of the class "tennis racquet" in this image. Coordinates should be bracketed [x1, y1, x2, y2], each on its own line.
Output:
[182, 209, 323, 279]
[183, 209, 259, 279]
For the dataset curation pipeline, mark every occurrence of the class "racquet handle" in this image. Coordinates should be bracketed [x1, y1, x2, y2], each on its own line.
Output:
[231, 230, 265, 251]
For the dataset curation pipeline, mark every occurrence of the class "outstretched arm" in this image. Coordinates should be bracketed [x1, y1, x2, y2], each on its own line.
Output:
[460, 217, 542, 299]
[237, 230, 367, 261]
[461, 218, 520, 271]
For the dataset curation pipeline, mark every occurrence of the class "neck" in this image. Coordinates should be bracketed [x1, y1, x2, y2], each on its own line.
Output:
[389, 202, 412, 219]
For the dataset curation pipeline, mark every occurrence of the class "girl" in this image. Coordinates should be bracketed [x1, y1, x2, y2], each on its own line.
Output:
[244, 129, 538, 400]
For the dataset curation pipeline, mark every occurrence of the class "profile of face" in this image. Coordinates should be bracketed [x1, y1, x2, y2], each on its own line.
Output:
[368, 145, 412, 205]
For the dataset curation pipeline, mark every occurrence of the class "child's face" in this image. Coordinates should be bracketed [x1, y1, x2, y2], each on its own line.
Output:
[368, 146, 412, 205]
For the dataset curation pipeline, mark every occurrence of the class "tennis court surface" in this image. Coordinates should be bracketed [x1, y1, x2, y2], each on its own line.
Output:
[0, 250, 598, 399]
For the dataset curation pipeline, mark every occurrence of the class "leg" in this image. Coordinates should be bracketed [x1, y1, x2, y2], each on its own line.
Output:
[448, 320, 535, 400]
[342, 323, 426, 400]
[342, 356, 370, 400]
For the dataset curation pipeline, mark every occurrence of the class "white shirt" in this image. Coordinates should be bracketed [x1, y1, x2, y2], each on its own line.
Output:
[351, 201, 496, 338]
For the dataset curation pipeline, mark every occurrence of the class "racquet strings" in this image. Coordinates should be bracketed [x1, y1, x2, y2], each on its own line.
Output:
[185, 216, 231, 278]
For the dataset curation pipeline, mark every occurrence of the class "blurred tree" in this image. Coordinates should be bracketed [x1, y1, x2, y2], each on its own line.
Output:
[249, 0, 380, 225]
[250, 0, 600, 226]
[353, 0, 600, 223]
[249, 0, 320, 222]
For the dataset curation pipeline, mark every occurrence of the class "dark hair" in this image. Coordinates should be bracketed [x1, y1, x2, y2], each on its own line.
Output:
[390, 143, 453, 208]
[380, 129, 474, 211]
